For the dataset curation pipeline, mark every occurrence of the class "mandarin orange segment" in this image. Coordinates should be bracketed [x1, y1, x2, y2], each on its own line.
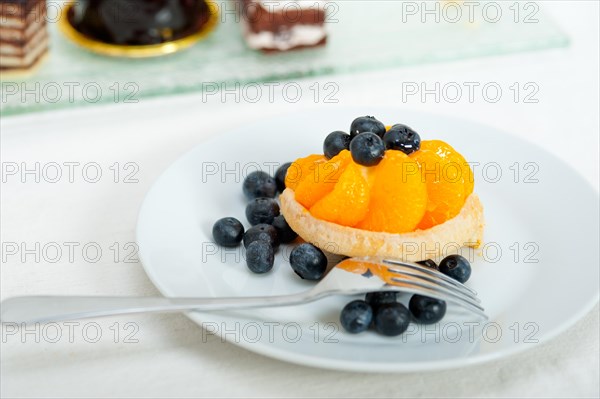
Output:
[284, 154, 326, 191]
[337, 259, 398, 283]
[310, 161, 370, 226]
[356, 150, 427, 233]
[336, 258, 370, 275]
[462, 153, 475, 197]
[294, 150, 351, 209]
[410, 140, 474, 229]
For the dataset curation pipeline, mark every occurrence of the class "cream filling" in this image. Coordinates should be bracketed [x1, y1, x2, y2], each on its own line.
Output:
[0, 27, 47, 55]
[0, 35, 48, 67]
[0, 17, 46, 42]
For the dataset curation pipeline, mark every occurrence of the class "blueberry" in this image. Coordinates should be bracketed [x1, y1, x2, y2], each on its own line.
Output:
[271, 215, 298, 244]
[245, 197, 280, 225]
[243, 224, 279, 249]
[246, 241, 275, 274]
[212, 217, 244, 247]
[289, 243, 327, 280]
[243, 171, 277, 200]
[408, 294, 446, 324]
[323, 131, 351, 159]
[349, 132, 385, 166]
[365, 291, 398, 309]
[382, 124, 421, 155]
[275, 162, 292, 193]
[373, 303, 411, 337]
[439, 254, 471, 283]
[340, 300, 373, 333]
[416, 259, 438, 270]
[349, 116, 386, 138]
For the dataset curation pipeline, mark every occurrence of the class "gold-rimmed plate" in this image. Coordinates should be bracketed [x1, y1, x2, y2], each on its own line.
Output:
[58, 1, 219, 58]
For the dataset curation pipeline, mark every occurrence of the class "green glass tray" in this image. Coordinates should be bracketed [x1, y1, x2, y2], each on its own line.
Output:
[0, 1, 568, 116]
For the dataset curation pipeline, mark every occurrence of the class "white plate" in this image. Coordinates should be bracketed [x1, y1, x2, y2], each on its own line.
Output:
[136, 107, 599, 372]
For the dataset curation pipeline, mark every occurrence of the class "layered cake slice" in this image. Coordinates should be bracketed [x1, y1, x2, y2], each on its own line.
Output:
[239, 0, 327, 52]
[0, 0, 48, 72]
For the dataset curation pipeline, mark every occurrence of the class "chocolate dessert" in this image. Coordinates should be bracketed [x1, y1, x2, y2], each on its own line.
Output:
[0, 0, 48, 71]
[239, 0, 327, 52]
[68, 0, 212, 46]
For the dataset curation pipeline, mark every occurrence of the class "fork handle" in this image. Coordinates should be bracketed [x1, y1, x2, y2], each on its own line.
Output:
[0, 294, 311, 324]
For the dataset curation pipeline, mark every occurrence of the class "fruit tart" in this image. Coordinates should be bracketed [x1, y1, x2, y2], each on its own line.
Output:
[280, 116, 484, 262]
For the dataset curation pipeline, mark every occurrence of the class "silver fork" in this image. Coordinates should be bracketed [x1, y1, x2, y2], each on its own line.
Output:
[0, 258, 486, 323]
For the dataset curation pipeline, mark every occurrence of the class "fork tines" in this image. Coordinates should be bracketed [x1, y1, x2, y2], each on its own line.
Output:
[382, 259, 487, 320]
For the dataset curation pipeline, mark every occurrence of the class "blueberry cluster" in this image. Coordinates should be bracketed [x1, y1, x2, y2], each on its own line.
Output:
[212, 167, 327, 279]
[324, 116, 421, 166]
[340, 255, 472, 336]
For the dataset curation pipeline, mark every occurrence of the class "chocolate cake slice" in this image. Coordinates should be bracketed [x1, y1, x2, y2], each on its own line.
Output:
[239, 0, 327, 52]
[0, 0, 48, 72]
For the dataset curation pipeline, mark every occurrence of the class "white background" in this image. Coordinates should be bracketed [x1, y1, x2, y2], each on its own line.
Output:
[1, 1, 599, 397]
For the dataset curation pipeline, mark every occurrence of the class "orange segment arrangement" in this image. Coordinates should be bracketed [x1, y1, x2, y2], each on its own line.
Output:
[285, 137, 474, 234]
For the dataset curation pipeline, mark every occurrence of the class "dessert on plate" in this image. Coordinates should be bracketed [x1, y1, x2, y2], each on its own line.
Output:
[239, 0, 327, 52]
[68, 0, 213, 45]
[0, 0, 48, 73]
[210, 115, 483, 336]
[280, 116, 484, 261]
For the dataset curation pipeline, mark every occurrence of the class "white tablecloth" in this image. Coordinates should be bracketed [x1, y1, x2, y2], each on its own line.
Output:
[1, 2, 598, 397]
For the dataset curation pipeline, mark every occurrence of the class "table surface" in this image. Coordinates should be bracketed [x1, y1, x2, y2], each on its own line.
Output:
[1, 1, 599, 398]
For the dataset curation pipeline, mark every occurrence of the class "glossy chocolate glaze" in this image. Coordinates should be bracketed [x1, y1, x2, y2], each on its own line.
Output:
[240, 0, 325, 34]
[69, 0, 210, 45]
